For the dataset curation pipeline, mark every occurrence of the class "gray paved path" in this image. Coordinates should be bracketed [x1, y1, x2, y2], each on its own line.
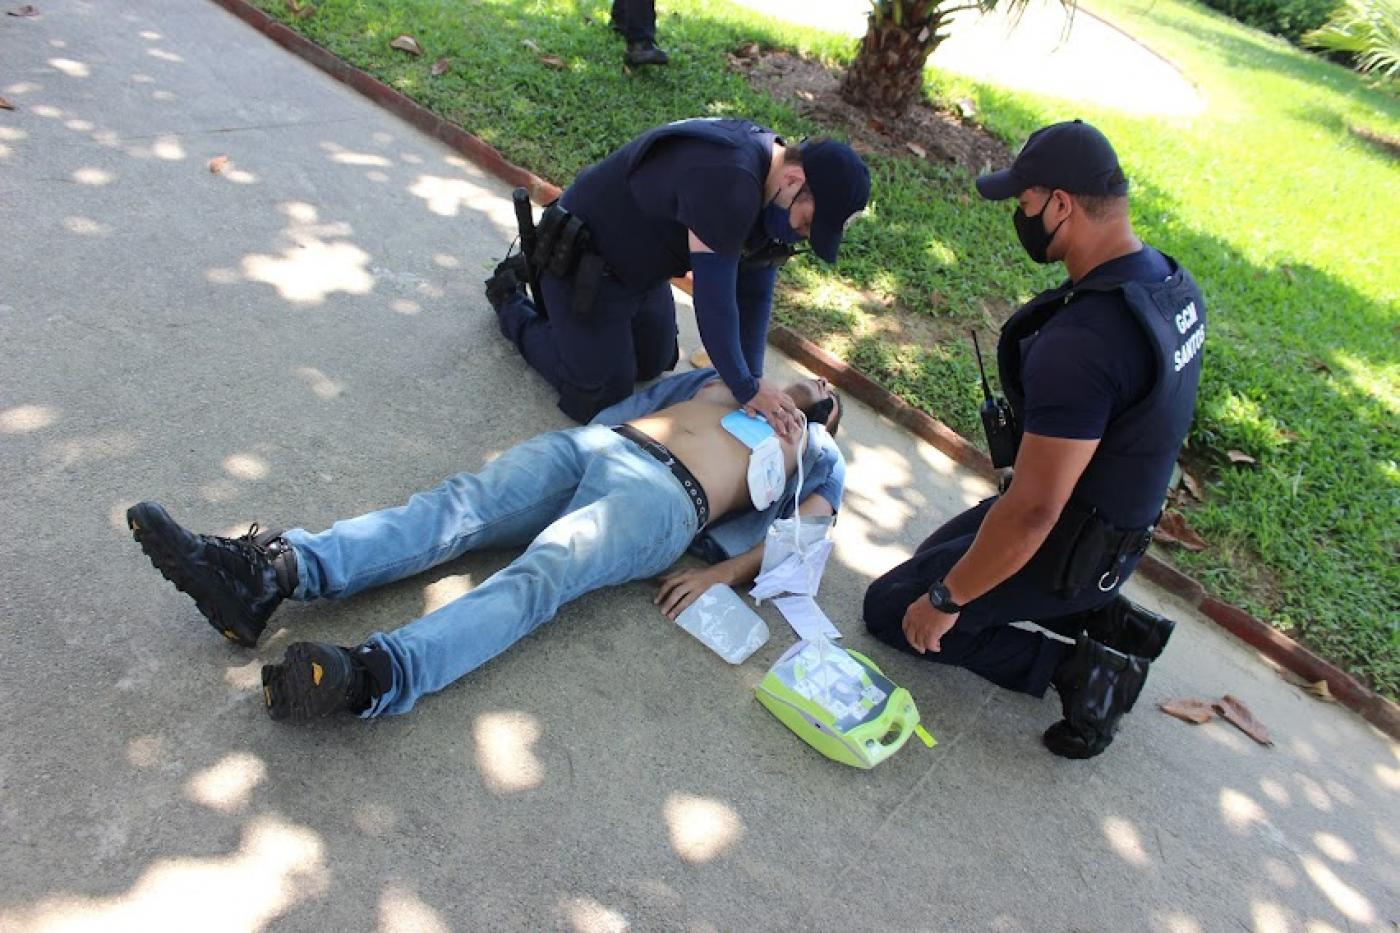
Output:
[0, 3, 1394, 931]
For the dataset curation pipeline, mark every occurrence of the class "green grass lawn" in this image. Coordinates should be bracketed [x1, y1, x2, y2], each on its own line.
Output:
[248, 0, 1399, 696]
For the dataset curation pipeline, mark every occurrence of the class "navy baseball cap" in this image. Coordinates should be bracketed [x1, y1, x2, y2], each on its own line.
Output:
[801, 139, 871, 263]
[975, 119, 1128, 201]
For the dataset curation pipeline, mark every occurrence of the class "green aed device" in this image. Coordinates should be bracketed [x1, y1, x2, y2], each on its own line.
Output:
[756, 638, 936, 769]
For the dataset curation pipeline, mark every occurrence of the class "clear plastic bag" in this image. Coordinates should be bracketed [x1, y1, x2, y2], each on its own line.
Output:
[673, 583, 770, 664]
[749, 514, 835, 603]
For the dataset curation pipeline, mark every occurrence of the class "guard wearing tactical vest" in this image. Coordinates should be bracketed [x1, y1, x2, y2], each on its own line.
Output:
[484, 118, 870, 435]
[863, 120, 1207, 759]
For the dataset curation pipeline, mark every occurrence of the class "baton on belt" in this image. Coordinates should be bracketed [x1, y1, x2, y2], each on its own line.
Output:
[512, 188, 548, 319]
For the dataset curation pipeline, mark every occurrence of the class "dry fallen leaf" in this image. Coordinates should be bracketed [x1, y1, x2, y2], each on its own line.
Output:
[906, 141, 927, 159]
[0, 96, 14, 111]
[1154, 510, 1207, 551]
[1159, 698, 1215, 724]
[431, 57, 451, 76]
[1308, 356, 1332, 375]
[1227, 449, 1257, 465]
[7, 4, 39, 16]
[689, 349, 712, 369]
[1303, 679, 1334, 701]
[1180, 468, 1203, 500]
[796, 89, 814, 101]
[285, 0, 314, 17]
[1213, 694, 1274, 746]
[208, 155, 229, 174]
[389, 35, 423, 56]
[538, 53, 568, 70]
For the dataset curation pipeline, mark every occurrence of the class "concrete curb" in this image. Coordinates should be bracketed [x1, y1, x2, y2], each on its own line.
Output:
[205, 0, 1399, 741]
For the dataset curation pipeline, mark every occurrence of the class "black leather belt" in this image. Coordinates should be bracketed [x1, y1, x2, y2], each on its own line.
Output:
[613, 424, 710, 529]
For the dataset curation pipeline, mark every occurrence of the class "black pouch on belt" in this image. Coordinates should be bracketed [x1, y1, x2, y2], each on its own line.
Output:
[1044, 500, 1114, 599]
[531, 203, 587, 279]
[571, 251, 606, 322]
[532, 203, 607, 320]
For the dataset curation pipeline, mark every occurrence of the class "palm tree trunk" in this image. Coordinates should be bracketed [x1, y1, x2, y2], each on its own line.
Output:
[839, 4, 946, 117]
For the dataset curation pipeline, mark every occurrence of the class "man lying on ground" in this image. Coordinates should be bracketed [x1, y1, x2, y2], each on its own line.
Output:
[126, 369, 843, 723]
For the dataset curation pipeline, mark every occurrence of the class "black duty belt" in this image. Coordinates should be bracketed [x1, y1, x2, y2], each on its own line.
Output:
[613, 424, 710, 529]
[1042, 498, 1157, 598]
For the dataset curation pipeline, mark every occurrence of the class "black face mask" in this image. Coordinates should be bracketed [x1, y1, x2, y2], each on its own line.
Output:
[803, 396, 835, 425]
[1013, 196, 1067, 264]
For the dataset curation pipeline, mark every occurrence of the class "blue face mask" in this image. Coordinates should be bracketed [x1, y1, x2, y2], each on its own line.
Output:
[763, 200, 804, 245]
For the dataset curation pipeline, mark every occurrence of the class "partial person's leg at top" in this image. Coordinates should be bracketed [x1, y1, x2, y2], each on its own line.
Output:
[618, 0, 667, 67]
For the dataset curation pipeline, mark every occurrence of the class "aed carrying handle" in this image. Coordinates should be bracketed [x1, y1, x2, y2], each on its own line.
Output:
[971, 330, 1019, 470]
[512, 188, 548, 319]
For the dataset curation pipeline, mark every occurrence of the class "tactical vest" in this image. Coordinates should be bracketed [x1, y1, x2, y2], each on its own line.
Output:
[996, 252, 1207, 529]
[560, 119, 776, 286]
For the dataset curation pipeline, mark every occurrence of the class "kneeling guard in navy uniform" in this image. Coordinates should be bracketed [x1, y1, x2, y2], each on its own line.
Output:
[485, 118, 870, 434]
[863, 120, 1207, 759]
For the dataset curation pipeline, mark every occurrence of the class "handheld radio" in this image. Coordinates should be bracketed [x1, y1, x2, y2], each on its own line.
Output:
[971, 330, 1019, 470]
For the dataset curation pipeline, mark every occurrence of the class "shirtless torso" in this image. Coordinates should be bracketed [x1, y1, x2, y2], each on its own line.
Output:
[627, 378, 803, 522]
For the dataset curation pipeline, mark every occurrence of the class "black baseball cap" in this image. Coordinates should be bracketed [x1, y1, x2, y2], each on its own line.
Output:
[801, 139, 871, 263]
[975, 119, 1128, 201]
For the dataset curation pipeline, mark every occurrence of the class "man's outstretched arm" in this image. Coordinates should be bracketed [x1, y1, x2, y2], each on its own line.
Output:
[654, 493, 835, 619]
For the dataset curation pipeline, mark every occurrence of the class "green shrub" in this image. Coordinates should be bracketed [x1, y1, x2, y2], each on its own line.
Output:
[1305, 0, 1400, 75]
[1199, 0, 1341, 42]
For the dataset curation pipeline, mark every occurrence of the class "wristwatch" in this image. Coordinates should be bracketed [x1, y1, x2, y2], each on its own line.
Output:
[928, 580, 964, 614]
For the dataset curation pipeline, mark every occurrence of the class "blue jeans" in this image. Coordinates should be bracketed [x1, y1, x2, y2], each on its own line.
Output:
[282, 426, 701, 717]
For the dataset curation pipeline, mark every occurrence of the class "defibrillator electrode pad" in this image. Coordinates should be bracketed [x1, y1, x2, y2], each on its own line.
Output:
[720, 409, 786, 510]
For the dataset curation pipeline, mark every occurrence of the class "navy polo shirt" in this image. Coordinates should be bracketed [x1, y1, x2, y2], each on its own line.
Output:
[1020, 247, 1174, 527]
[561, 134, 770, 287]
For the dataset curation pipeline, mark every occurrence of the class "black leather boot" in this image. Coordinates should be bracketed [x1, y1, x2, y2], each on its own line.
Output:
[127, 501, 297, 647]
[1044, 634, 1149, 759]
[1081, 595, 1176, 660]
[624, 40, 669, 66]
[484, 253, 529, 313]
[261, 642, 390, 721]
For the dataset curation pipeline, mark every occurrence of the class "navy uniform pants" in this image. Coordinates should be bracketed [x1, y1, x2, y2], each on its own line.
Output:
[611, 0, 657, 41]
[863, 497, 1139, 697]
[497, 270, 679, 423]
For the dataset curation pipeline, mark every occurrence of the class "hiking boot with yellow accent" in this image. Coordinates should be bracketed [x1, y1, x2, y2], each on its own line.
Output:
[127, 501, 296, 647]
[261, 642, 389, 722]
